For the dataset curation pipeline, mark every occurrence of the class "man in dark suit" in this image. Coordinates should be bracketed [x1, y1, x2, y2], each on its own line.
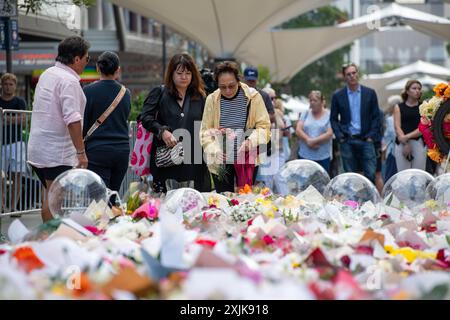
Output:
[330, 63, 381, 183]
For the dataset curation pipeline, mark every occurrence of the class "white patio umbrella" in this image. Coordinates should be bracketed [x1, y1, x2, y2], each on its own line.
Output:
[109, 0, 332, 57]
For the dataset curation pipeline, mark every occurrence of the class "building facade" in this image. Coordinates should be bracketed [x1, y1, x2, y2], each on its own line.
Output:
[352, 0, 449, 73]
[0, 0, 211, 104]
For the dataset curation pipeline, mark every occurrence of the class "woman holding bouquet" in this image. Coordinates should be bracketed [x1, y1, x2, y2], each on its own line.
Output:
[140, 53, 210, 193]
[200, 61, 271, 193]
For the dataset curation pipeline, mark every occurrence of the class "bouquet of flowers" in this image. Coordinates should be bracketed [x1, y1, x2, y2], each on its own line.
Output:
[418, 82, 450, 164]
[229, 201, 263, 223]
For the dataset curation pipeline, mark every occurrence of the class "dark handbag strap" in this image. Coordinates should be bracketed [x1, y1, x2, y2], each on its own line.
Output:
[84, 85, 126, 141]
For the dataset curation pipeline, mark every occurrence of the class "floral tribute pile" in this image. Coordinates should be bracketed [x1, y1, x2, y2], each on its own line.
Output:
[419, 82, 450, 164]
[1, 184, 450, 300]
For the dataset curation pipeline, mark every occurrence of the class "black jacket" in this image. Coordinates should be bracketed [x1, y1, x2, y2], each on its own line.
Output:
[140, 86, 210, 191]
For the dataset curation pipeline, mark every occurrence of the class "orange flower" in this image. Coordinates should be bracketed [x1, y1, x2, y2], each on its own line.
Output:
[13, 246, 45, 273]
[434, 83, 448, 97]
[239, 184, 252, 194]
[428, 147, 444, 163]
[444, 85, 450, 100]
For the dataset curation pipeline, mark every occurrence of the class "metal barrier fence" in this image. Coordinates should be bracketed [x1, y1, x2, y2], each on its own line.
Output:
[0, 108, 141, 222]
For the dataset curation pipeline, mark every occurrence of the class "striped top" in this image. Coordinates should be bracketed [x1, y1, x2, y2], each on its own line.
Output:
[219, 87, 248, 162]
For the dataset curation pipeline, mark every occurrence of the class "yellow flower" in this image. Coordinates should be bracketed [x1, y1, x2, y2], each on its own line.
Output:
[384, 245, 436, 263]
[260, 187, 271, 196]
[425, 199, 439, 210]
[265, 211, 275, 219]
[208, 196, 219, 207]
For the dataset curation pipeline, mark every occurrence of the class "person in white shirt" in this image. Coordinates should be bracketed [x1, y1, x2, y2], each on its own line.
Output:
[28, 36, 90, 222]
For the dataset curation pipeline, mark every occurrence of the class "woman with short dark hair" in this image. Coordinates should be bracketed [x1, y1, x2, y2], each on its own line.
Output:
[140, 53, 210, 193]
[83, 51, 131, 194]
[200, 61, 271, 192]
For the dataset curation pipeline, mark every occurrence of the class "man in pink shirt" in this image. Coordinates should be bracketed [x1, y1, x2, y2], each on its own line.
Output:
[28, 36, 90, 222]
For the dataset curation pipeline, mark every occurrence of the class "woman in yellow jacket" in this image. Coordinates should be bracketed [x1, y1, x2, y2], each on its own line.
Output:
[200, 61, 271, 192]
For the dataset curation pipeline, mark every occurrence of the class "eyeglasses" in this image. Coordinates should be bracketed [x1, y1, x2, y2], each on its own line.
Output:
[85, 55, 90, 63]
[218, 83, 238, 91]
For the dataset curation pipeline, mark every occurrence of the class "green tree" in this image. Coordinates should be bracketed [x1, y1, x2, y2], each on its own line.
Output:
[281, 6, 351, 103]
[16, 0, 95, 14]
[128, 91, 147, 121]
[256, 65, 272, 89]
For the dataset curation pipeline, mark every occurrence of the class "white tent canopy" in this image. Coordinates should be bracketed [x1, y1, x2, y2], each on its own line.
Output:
[280, 94, 309, 121]
[385, 75, 448, 91]
[361, 60, 450, 91]
[108, 0, 332, 57]
[236, 3, 450, 83]
[340, 3, 450, 42]
[235, 23, 374, 83]
[361, 62, 450, 107]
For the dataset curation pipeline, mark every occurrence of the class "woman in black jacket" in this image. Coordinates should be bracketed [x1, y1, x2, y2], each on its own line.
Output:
[140, 53, 210, 193]
[83, 51, 131, 194]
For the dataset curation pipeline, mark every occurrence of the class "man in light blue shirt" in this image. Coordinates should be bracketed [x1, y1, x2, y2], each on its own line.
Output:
[330, 63, 382, 183]
[347, 85, 361, 136]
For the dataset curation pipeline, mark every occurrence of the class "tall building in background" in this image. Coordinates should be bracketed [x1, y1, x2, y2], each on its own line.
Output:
[342, 0, 449, 73]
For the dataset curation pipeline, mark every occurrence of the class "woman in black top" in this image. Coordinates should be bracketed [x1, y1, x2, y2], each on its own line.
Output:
[140, 53, 210, 193]
[393, 79, 426, 171]
[83, 51, 131, 193]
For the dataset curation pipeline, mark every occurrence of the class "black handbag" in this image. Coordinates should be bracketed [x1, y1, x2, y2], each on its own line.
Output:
[155, 94, 191, 168]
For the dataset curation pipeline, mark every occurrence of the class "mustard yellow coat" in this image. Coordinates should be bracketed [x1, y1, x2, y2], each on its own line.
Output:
[200, 82, 271, 175]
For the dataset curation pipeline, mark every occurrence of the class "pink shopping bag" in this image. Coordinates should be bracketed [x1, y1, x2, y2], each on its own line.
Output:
[130, 122, 153, 176]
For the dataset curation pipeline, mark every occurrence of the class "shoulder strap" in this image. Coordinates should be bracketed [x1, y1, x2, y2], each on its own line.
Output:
[84, 85, 126, 141]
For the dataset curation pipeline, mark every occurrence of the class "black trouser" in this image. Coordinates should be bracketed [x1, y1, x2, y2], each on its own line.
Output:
[87, 148, 130, 193]
[212, 164, 236, 193]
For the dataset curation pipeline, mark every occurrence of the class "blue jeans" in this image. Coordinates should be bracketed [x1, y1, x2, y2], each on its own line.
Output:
[340, 139, 376, 183]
